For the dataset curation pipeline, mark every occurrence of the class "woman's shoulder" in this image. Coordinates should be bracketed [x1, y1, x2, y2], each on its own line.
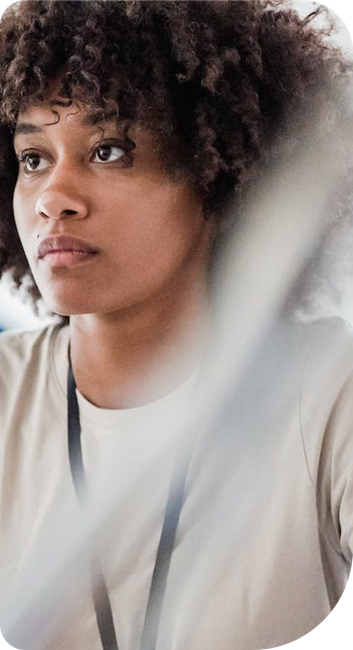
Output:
[297, 316, 353, 379]
[281, 316, 353, 411]
[0, 322, 62, 355]
[0, 323, 69, 382]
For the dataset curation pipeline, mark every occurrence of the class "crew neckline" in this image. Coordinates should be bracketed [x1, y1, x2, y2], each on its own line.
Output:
[76, 367, 199, 429]
[50, 324, 199, 429]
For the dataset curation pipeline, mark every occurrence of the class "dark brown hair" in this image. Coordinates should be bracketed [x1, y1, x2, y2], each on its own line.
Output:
[0, 0, 350, 305]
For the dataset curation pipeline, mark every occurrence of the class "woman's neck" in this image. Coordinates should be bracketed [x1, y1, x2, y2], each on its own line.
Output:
[68, 291, 210, 409]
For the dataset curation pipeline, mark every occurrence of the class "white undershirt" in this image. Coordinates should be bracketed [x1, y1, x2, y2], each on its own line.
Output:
[76, 370, 198, 489]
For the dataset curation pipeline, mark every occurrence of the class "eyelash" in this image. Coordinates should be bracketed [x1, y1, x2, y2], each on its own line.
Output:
[17, 139, 136, 174]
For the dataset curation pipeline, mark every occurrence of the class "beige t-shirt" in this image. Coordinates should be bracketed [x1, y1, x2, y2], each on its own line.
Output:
[0, 318, 352, 650]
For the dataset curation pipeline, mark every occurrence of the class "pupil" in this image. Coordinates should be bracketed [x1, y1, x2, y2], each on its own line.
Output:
[98, 147, 111, 161]
[28, 156, 38, 169]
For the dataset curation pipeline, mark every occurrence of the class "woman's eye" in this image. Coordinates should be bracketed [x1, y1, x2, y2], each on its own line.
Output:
[18, 153, 50, 174]
[92, 144, 125, 164]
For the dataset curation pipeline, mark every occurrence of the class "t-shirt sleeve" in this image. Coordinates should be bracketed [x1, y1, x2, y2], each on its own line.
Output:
[317, 371, 353, 563]
[300, 320, 353, 564]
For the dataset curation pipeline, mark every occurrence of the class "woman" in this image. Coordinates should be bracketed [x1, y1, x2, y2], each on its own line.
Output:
[0, 2, 352, 649]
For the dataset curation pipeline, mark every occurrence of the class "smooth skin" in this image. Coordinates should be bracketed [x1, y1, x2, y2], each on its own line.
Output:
[13, 96, 217, 408]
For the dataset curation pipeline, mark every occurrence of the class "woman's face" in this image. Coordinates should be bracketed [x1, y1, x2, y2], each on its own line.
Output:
[13, 97, 215, 317]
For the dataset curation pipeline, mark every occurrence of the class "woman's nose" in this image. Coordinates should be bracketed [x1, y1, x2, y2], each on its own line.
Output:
[35, 186, 89, 221]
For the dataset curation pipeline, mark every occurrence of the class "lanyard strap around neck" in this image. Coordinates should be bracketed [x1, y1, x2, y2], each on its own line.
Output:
[67, 361, 192, 650]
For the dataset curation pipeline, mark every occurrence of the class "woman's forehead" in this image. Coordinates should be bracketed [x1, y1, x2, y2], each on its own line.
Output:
[14, 99, 164, 159]
[17, 100, 115, 128]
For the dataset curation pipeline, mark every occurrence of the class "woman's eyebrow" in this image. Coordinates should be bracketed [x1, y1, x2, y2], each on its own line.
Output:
[82, 110, 118, 126]
[14, 123, 43, 137]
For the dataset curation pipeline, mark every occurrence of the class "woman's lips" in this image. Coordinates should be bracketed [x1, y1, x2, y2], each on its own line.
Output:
[37, 236, 99, 268]
[41, 250, 99, 268]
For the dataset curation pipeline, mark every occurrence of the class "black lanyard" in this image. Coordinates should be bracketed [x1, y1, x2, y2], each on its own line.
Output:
[67, 360, 192, 650]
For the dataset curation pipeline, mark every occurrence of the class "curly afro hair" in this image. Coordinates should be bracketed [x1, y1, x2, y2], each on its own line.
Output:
[0, 0, 351, 306]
